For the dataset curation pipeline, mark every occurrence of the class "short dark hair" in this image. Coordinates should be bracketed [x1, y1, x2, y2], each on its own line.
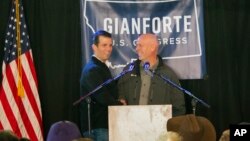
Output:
[19, 137, 31, 141]
[0, 130, 19, 141]
[92, 30, 112, 45]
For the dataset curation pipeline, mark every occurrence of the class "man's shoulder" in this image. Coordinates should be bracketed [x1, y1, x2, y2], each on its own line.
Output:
[82, 60, 105, 75]
[157, 62, 178, 77]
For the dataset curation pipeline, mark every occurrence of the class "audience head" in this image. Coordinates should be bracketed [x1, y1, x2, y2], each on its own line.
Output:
[167, 114, 216, 141]
[72, 137, 94, 141]
[219, 129, 229, 141]
[46, 120, 82, 141]
[19, 137, 30, 141]
[157, 131, 183, 141]
[218, 122, 250, 141]
[0, 130, 19, 141]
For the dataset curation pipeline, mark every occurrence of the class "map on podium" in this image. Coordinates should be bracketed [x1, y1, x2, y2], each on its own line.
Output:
[108, 105, 172, 141]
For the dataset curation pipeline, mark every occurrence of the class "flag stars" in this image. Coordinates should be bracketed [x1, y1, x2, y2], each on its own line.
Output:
[12, 52, 16, 56]
[3, 1, 32, 63]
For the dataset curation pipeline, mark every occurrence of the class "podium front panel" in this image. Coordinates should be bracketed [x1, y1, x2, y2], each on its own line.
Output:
[108, 105, 172, 141]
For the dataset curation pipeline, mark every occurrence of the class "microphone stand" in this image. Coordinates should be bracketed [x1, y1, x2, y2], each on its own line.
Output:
[73, 64, 134, 139]
[85, 97, 92, 137]
[73, 64, 134, 106]
[147, 70, 210, 112]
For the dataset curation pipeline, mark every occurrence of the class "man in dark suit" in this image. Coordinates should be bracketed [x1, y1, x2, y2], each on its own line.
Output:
[80, 30, 122, 141]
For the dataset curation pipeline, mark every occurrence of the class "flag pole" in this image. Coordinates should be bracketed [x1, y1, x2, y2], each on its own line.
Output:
[15, 0, 24, 97]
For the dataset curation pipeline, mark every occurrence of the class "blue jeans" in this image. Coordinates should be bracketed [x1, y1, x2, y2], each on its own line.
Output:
[83, 128, 108, 141]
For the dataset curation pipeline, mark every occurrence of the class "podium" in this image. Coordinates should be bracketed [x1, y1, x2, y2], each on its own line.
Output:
[108, 105, 172, 141]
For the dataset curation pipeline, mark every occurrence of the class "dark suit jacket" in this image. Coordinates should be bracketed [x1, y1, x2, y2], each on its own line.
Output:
[80, 56, 121, 132]
[118, 56, 186, 117]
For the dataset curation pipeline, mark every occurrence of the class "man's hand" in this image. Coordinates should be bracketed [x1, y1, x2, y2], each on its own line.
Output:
[119, 99, 127, 105]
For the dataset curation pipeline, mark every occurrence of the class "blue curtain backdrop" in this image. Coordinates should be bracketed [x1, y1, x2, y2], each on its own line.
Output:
[0, 0, 249, 139]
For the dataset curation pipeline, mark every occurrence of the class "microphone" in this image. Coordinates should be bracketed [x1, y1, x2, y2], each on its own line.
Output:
[128, 63, 135, 72]
[143, 62, 154, 77]
[113, 63, 135, 80]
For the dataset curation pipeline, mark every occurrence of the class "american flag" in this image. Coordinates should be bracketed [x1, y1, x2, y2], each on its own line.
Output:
[0, 0, 43, 140]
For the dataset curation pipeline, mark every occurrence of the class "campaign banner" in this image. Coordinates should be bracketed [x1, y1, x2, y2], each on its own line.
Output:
[80, 0, 206, 79]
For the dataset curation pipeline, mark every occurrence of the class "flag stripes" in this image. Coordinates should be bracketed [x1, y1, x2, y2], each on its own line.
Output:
[0, 0, 43, 140]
